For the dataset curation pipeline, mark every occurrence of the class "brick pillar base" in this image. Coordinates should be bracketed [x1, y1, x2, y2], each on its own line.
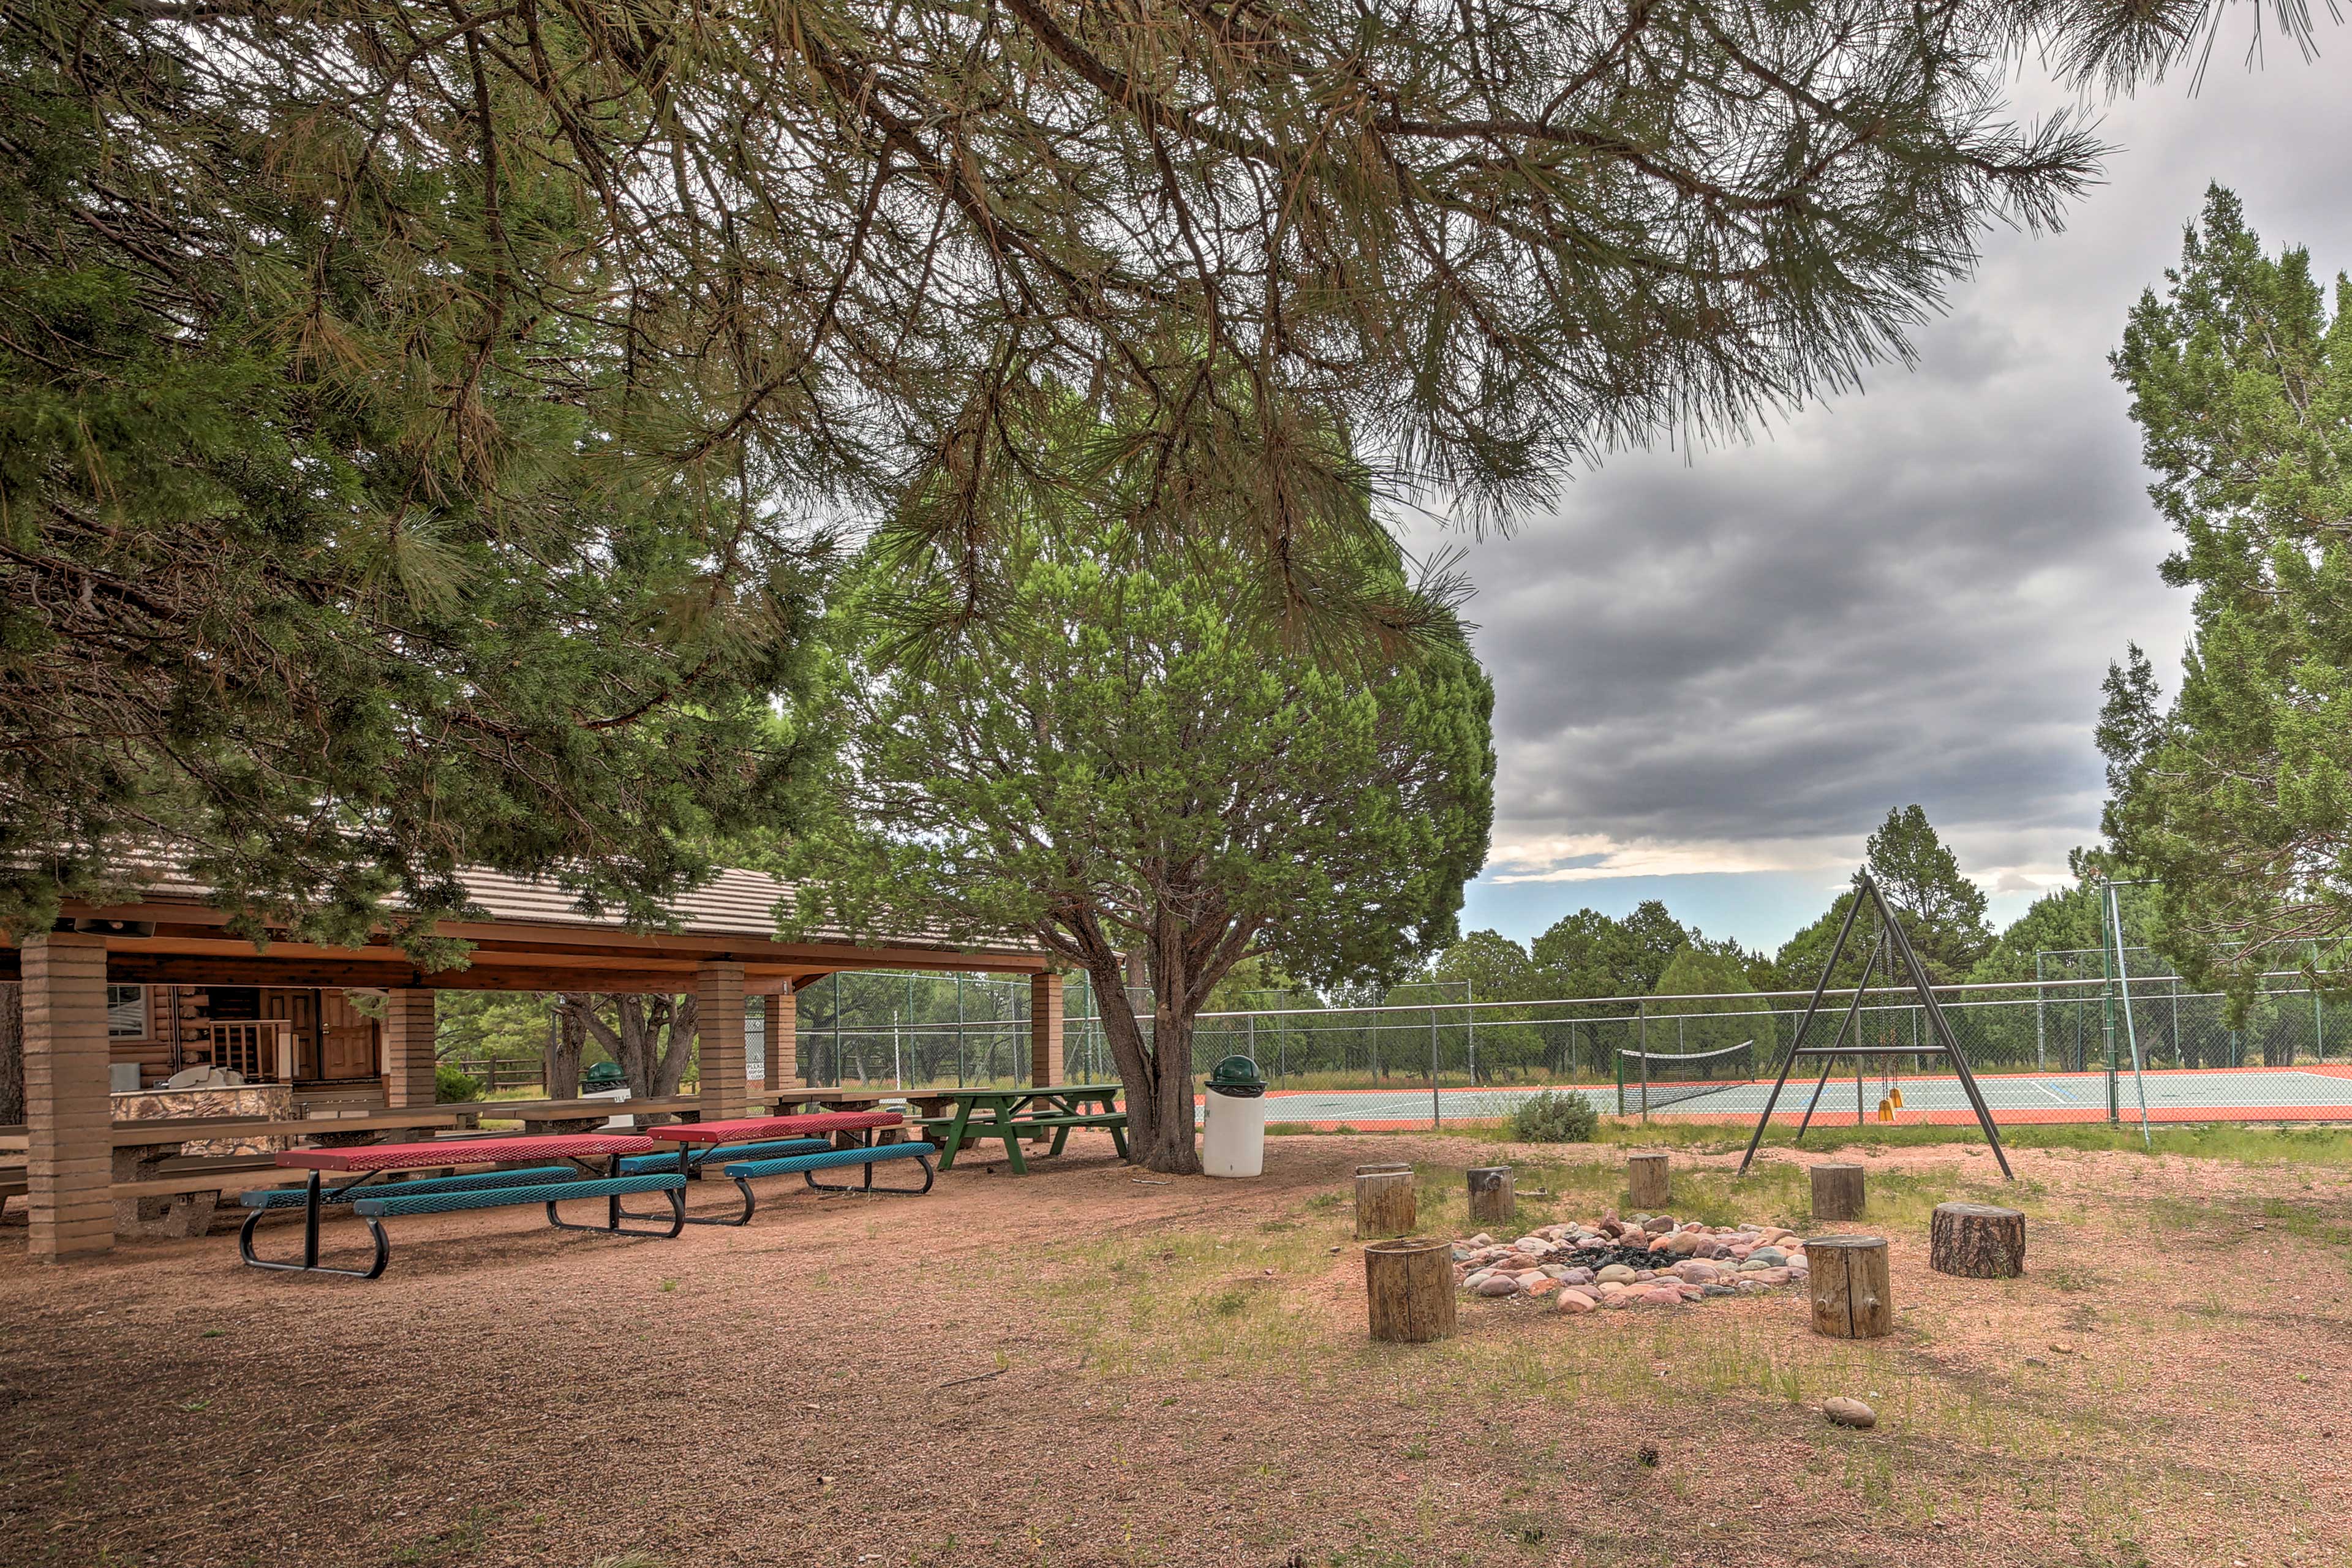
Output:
[1030, 972, 1065, 1088]
[698, 963, 748, 1118]
[383, 989, 437, 1107]
[25, 933, 114, 1261]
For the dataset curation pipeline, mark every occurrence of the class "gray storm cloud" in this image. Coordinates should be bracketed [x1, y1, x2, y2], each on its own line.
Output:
[1442, 56, 2352, 898]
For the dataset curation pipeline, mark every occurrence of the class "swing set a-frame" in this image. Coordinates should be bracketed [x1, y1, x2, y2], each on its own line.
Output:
[1736, 870, 2014, 1180]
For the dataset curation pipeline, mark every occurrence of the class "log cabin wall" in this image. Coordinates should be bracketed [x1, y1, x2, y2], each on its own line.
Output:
[102, 983, 382, 1088]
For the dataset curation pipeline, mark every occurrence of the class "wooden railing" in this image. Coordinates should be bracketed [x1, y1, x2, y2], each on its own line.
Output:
[443, 1057, 547, 1094]
[201, 1021, 295, 1082]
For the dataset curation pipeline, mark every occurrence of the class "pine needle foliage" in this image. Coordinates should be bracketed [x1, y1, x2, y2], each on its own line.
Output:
[0, 0, 2296, 943]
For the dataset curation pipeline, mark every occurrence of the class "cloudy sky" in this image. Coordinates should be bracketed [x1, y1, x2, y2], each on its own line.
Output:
[1447, 42, 2352, 956]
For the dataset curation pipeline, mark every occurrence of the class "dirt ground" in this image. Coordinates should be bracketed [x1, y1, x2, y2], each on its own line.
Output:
[2, 1132, 2348, 1568]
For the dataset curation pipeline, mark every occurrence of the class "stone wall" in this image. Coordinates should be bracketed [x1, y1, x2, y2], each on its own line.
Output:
[111, 1083, 296, 1155]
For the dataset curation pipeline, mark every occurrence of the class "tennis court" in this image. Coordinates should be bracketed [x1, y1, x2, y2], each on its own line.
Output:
[1247, 1062, 2352, 1129]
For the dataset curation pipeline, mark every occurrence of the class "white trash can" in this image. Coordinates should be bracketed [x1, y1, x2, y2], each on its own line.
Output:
[1201, 1055, 1269, 1178]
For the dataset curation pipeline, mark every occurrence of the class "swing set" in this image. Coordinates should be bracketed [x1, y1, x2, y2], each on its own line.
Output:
[1736, 870, 2014, 1179]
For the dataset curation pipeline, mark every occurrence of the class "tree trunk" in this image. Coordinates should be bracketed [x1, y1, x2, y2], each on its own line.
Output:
[1354, 1164, 1416, 1239]
[1080, 952, 1200, 1174]
[1363, 1237, 1457, 1343]
[1626, 1152, 1670, 1210]
[1807, 1235, 1893, 1339]
[1929, 1202, 2026, 1278]
[1810, 1163, 1866, 1223]
[570, 994, 693, 1098]
[656, 995, 697, 1096]
[544, 995, 584, 1099]
[1467, 1166, 1515, 1225]
[0, 981, 22, 1128]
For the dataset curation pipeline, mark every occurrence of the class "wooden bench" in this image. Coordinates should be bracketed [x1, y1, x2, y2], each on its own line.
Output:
[715, 1143, 935, 1225]
[238, 1171, 687, 1280]
[1008, 1111, 1130, 1160]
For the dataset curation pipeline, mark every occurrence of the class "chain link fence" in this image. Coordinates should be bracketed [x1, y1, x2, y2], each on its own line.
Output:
[780, 960, 2352, 1125]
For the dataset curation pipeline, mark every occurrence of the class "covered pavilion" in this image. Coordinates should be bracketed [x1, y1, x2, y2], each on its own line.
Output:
[4, 866, 1057, 1261]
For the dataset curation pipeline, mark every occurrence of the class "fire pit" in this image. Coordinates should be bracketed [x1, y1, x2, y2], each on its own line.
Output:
[1453, 1210, 1809, 1313]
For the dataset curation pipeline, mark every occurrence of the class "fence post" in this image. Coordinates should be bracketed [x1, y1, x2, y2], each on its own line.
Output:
[2034, 951, 2046, 1069]
[2313, 941, 2326, 1064]
[1428, 1006, 1440, 1129]
[2100, 890, 2119, 1125]
[1638, 1001, 1649, 1126]
[1466, 979, 1477, 1088]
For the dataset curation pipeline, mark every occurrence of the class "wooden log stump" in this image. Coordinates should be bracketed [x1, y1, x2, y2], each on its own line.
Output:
[1364, 1237, 1458, 1343]
[1810, 1163, 1866, 1223]
[1806, 1234, 1893, 1340]
[1354, 1164, 1417, 1240]
[1929, 1202, 2026, 1278]
[1626, 1152, 1670, 1210]
[1466, 1166, 1515, 1226]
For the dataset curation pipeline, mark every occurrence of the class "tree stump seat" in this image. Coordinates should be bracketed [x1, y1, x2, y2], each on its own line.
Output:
[1929, 1201, 2026, 1278]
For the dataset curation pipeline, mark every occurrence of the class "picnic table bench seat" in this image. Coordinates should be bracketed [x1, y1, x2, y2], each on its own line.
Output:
[712, 1142, 935, 1224]
[237, 1133, 669, 1279]
[617, 1136, 829, 1176]
[240, 1169, 684, 1280]
[237, 1166, 581, 1209]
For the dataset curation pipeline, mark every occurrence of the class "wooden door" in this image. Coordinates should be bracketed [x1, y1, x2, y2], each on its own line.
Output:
[263, 990, 321, 1079]
[318, 991, 380, 1081]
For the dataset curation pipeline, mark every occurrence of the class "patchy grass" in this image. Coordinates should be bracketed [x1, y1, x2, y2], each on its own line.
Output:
[8, 1130, 2348, 1568]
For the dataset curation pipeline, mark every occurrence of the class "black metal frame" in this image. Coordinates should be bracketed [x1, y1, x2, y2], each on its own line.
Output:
[237, 1169, 397, 1279]
[543, 1181, 687, 1237]
[238, 1153, 684, 1277]
[730, 1147, 936, 1225]
[625, 1126, 881, 1226]
[1738, 871, 2014, 1178]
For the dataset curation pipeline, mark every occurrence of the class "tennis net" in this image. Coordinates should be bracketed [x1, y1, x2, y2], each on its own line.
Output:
[1616, 1039, 1757, 1114]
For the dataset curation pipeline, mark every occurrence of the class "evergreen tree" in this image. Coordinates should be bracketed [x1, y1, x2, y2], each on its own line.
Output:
[781, 414, 1495, 1172]
[1774, 805, 1989, 987]
[1531, 902, 1695, 998]
[1429, 931, 1539, 1005]
[1652, 946, 1776, 1056]
[2101, 187, 2352, 998]
[0, 0, 2233, 943]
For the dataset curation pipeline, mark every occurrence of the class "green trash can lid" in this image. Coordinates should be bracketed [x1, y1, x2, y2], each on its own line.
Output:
[1206, 1055, 1267, 1097]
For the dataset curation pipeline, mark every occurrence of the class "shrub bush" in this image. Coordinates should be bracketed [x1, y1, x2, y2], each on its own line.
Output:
[434, 1061, 483, 1103]
[1509, 1088, 1599, 1144]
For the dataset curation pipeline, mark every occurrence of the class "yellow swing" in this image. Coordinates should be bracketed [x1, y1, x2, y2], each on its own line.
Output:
[1872, 929, 1905, 1121]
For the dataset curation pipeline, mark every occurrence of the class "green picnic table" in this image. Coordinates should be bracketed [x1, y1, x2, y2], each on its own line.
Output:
[927, 1085, 1126, 1174]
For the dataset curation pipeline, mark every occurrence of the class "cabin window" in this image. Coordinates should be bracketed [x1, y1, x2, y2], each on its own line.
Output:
[105, 984, 148, 1039]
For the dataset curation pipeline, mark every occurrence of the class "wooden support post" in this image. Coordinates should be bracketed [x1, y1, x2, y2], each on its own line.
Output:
[23, 933, 113, 1261]
[1929, 1202, 2026, 1278]
[1626, 1152, 1670, 1210]
[1354, 1163, 1416, 1239]
[696, 962, 748, 1119]
[1807, 1235, 1893, 1339]
[1030, 972, 1063, 1088]
[1810, 1163, 1866, 1223]
[1363, 1237, 1457, 1343]
[762, 982, 800, 1102]
[1466, 1165, 1514, 1225]
[382, 989, 437, 1108]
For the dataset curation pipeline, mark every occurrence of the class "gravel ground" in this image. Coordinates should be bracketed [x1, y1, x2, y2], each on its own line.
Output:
[1, 1133, 2348, 1568]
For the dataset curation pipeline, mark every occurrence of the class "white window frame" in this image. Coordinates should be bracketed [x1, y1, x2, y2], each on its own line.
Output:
[106, 984, 149, 1039]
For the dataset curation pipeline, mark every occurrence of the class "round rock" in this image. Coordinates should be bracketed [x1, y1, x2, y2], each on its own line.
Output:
[1823, 1397, 1877, 1430]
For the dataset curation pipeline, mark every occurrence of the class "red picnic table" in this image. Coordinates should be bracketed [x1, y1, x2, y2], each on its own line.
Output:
[241, 1133, 662, 1278]
[639, 1112, 904, 1224]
